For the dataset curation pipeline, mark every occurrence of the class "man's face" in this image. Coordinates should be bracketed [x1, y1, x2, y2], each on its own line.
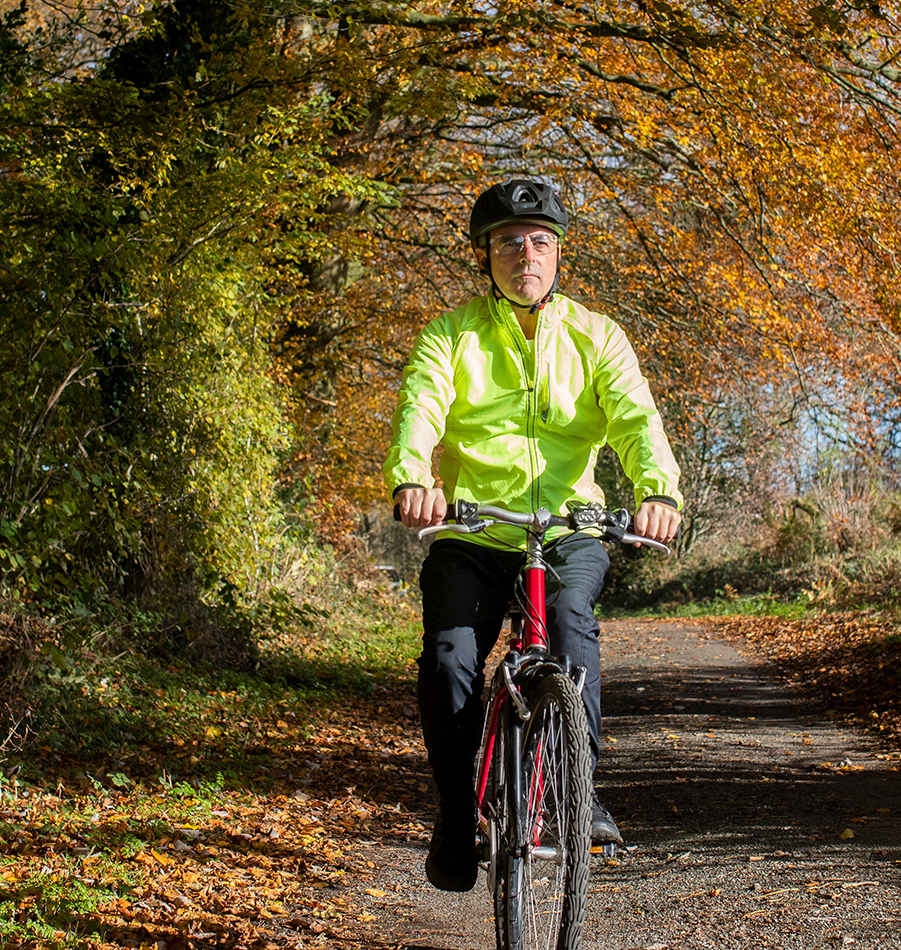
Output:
[474, 222, 560, 309]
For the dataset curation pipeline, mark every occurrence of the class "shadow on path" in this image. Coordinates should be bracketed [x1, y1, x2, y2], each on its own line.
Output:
[354, 619, 901, 950]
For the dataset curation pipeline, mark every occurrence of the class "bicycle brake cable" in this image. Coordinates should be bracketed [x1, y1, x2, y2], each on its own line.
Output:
[513, 571, 551, 645]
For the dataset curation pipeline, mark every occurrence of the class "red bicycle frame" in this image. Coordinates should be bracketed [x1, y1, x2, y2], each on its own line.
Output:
[475, 530, 549, 820]
[407, 499, 669, 896]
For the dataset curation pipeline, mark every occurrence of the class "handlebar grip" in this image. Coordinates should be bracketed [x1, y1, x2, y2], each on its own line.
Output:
[393, 504, 401, 522]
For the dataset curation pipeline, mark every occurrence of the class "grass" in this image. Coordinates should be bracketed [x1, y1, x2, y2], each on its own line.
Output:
[598, 533, 901, 620]
[597, 589, 810, 621]
[17, 585, 422, 777]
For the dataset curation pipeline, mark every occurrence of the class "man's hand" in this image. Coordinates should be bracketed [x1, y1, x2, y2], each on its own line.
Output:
[632, 501, 682, 547]
[395, 487, 448, 529]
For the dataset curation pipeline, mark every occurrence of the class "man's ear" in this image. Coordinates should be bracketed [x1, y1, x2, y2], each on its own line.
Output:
[474, 246, 489, 275]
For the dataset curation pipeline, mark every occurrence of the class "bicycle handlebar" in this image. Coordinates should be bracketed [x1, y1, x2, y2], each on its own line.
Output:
[395, 499, 670, 555]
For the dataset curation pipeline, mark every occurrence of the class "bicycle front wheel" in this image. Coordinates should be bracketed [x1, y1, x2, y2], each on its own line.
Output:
[501, 672, 592, 950]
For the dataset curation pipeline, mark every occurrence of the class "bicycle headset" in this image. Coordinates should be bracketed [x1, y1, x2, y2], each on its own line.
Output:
[469, 179, 569, 315]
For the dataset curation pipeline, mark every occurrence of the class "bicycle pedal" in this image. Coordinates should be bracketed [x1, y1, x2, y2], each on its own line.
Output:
[590, 843, 617, 858]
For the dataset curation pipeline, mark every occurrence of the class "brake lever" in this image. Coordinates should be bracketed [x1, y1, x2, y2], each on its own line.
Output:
[622, 533, 671, 555]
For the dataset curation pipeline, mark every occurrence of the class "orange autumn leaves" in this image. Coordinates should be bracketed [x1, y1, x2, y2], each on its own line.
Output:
[272, 1, 901, 538]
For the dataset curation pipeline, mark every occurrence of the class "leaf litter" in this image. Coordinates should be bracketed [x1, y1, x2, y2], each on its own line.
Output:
[713, 611, 901, 746]
[3, 607, 901, 949]
[0, 684, 430, 950]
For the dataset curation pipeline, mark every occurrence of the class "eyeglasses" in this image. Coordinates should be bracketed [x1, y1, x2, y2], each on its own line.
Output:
[488, 232, 560, 257]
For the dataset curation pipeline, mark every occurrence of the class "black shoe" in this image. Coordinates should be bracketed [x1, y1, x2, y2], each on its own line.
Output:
[591, 791, 624, 845]
[425, 808, 479, 892]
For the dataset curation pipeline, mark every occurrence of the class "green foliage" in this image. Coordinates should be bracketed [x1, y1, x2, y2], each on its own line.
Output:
[165, 772, 224, 801]
[7, 571, 420, 783]
[0, 2, 379, 636]
[0, 868, 119, 946]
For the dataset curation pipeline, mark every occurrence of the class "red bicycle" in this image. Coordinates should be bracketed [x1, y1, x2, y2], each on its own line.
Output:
[415, 500, 669, 950]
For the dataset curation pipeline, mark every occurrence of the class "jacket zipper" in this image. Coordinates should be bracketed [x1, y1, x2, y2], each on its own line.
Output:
[507, 311, 542, 513]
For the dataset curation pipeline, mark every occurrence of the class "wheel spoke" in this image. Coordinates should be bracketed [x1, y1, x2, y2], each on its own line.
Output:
[523, 701, 568, 950]
[494, 673, 590, 950]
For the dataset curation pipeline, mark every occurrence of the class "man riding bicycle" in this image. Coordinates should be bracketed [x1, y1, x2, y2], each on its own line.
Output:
[384, 180, 683, 892]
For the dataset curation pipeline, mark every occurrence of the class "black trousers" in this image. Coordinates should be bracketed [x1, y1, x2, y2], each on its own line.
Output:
[417, 536, 609, 812]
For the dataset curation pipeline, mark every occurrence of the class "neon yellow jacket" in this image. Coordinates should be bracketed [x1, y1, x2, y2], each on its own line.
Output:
[383, 292, 682, 548]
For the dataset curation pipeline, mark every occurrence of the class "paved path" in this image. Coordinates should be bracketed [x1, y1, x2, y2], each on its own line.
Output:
[357, 620, 901, 950]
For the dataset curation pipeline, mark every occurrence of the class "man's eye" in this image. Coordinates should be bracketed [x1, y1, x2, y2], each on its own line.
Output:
[501, 238, 523, 251]
[531, 237, 553, 250]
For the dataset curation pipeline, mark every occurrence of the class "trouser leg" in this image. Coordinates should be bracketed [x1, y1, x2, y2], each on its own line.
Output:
[417, 535, 609, 805]
[544, 535, 610, 768]
[417, 540, 521, 811]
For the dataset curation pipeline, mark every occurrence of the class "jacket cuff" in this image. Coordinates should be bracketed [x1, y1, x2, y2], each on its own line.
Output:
[640, 495, 681, 510]
[392, 483, 425, 499]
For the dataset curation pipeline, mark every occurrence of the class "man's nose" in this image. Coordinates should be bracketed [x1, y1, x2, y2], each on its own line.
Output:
[519, 238, 539, 261]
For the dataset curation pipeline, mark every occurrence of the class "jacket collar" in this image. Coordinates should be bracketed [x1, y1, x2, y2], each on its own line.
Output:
[486, 291, 561, 330]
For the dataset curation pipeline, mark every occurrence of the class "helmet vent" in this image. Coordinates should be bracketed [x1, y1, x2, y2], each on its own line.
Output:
[510, 184, 541, 206]
[469, 179, 569, 248]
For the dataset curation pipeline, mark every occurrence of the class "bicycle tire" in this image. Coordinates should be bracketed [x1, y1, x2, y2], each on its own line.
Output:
[499, 672, 592, 950]
[488, 696, 514, 950]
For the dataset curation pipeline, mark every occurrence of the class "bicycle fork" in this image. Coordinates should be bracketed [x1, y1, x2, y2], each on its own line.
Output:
[477, 687, 524, 891]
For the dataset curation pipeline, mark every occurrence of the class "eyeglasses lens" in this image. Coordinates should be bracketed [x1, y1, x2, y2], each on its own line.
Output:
[490, 233, 559, 256]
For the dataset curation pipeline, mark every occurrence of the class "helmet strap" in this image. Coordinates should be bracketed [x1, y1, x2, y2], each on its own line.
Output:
[484, 249, 561, 315]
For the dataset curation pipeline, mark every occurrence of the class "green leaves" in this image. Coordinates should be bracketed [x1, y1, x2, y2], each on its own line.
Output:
[0, 1, 374, 629]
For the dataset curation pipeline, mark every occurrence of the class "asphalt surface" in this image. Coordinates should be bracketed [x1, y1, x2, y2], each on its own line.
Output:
[356, 619, 901, 950]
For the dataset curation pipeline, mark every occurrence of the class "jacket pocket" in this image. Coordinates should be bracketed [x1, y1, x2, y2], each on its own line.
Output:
[540, 362, 551, 423]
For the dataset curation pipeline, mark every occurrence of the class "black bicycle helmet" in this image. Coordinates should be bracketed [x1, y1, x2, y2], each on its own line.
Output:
[469, 179, 569, 249]
[470, 179, 569, 313]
